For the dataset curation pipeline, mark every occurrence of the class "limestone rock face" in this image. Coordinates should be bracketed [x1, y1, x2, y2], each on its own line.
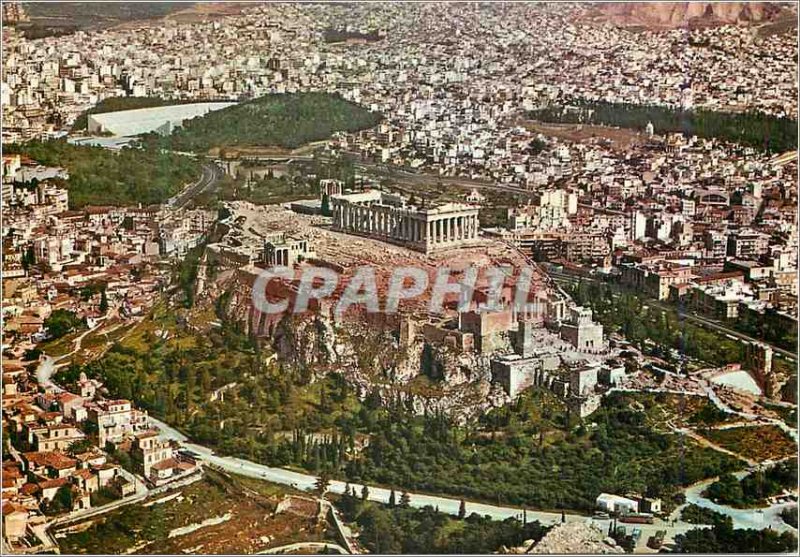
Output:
[221, 267, 510, 421]
[503, 522, 625, 554]
[590, 2, 785, 28]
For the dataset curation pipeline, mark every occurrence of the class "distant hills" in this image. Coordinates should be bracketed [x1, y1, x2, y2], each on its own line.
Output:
[583, 2, 789, 29]
[16, 1, 189, 38]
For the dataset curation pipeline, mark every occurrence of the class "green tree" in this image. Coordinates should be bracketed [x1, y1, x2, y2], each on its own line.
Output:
[21, 245, 35, 270]
[321, 192, 332, 217]
[99, 288, 109, 313]
[315, 470, 331, 496]
[45, 309, 85, 339]
[51, 485, 74, 514]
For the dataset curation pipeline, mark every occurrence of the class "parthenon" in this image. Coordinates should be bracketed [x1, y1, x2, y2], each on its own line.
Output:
[330, 190, 480, 254]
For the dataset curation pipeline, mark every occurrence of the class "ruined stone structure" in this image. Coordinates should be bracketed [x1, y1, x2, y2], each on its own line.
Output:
[491, 353, 563, 398]
[330, 190, 480, 253]
[459, 309, 513, 354]
[492, 319, 563, 398]
[559, 306, 604, 351]
[319, 179, 343, 198]
[263, 234, 312, 266]
[743, 340, 786, 399]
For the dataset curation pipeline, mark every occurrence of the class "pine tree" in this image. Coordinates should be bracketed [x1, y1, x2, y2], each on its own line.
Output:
[389, 489, 396, 507]
[321, 192, 331, 216]
[458, 499, 466, 519]
[361, 485, 369, 501]
[99, 288, 109, 313]
[399, 491, 411, 508]
[314, 470, 330, 496]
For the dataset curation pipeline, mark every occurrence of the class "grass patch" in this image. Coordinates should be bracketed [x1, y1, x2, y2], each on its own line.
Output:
[623, 392, 735, 432]
[39, 333, 76, 358]
[762, 402, 798, 429]
[699, 426, 797, 462]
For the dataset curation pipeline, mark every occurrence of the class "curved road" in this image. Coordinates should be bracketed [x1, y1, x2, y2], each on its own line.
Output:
[170, 162, 223, 209]
[257, 541, 348, 554]
[683, 473, 797, 533]
[150, 418, 792, 546]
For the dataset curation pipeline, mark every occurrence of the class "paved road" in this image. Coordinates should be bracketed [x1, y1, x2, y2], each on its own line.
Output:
[150, 418, 728, 545]
[257, 541, 348, 554]
[170, 162, 222, 209]
[683, 474, 797, 534]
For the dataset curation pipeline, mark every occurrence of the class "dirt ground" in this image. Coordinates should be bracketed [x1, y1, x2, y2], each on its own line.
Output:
[697, 425, 798, 463]
[521, 120, 646, 152]
[160, 2, 249, 24]
[56, 470, 333, 555]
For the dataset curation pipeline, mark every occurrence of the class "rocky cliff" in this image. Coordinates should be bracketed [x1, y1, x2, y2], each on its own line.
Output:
[220, 266, 510, 422]
[586, 2, 786, 29]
